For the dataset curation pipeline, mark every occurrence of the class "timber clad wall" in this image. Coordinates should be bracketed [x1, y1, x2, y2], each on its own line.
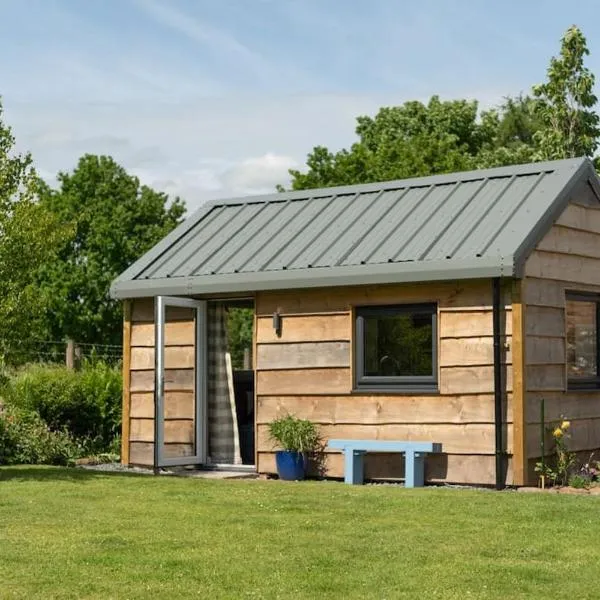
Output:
[524, 198, 600, 479]
[255, 281, 514, 485]
[126, 299, 197, 465]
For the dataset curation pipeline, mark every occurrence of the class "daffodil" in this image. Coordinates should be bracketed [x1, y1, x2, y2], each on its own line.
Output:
[553, 427, 564, 438]
[561, 420, 570, 430]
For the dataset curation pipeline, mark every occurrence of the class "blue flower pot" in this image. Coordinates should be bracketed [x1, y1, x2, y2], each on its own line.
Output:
[275, 450, 306, 481]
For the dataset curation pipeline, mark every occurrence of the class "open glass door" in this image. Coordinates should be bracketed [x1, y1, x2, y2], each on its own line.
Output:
[154, 296, 206, 468]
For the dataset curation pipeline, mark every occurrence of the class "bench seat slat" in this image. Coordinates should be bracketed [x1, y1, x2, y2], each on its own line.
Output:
[328, 439, 442, 453]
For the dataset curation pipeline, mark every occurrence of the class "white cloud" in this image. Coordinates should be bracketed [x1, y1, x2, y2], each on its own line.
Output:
[220, 153, 297, 196]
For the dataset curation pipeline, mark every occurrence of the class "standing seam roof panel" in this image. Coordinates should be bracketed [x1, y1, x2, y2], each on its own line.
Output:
[429, 176, 515, 260]
[452, 174, 545, 259]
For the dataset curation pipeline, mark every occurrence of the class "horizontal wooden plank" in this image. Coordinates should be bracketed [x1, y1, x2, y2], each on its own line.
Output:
[440, 337, 512, 367]
[129, 441, 153, 466]
[257, 452, 513, 485]
[526, 392, 600, 423]
[257, 342, 350, 370]
[257, 423, 513, 455]
[256, 280, 511, 316]
[129, 369, 194, 392]
[526, 365, 565, 392]
[256, 314, 349, 344]
[525, 305, 565, 337]
[128, 442, 195, 465]
[525, 337, 565, 366]
[555, 202, 600, 234]
[527, 418, 600, 457]
[131, 321, 195, 347]
[257, 394, 513, 425]
[256, 368, 351, 395]
[523, 278, 566, 308]
[537, 224, 600, 260]
[130, 418, 195, 444]
[440, 365, 513, 394]
[439, 310, 512, 338]
[131, 298, 195, 323]
[130, 346, 195, 370]
[525, 250, 600, 286]
[130, 391, 195, 419]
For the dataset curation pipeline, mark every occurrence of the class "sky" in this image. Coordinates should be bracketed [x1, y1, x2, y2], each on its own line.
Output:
[2, 0, 600, 213]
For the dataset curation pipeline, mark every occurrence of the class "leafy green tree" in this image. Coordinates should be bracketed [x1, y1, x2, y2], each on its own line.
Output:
[226, 307, 254, 370]
[533, 25, 600, 160]
[287, 95, 541, 190]
[38, 155, 185, 346]
[0, 99, 68, 359]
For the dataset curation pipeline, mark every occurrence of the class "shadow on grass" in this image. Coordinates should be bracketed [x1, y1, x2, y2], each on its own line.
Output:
[0, 466, 148, 483]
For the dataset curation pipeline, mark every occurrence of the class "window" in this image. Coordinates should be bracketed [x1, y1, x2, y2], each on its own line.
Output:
[566, 293, 600, 390]
[354, 303, 437, 392]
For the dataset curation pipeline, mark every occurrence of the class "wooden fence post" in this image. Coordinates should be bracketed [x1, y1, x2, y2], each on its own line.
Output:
[66, 339, 82, 370]
[66, 339, 75, 369]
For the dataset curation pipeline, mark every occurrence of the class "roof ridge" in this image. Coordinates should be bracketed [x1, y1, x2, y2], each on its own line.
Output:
[205, 156, 591, 208]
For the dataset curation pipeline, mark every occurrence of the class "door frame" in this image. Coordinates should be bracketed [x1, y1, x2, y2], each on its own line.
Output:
[154, 295, 207, 468]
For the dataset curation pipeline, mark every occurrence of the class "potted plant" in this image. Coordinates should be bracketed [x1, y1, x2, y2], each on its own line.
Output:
[268, 414, 319, 481]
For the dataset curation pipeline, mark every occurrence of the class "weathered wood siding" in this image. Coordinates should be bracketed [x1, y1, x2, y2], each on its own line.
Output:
[255, 280, 514, 485]
[523, 197, 600, 480]
[127, 298, 196, 465]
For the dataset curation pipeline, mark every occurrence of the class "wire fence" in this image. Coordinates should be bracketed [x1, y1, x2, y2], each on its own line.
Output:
[1, 339, 123, 367]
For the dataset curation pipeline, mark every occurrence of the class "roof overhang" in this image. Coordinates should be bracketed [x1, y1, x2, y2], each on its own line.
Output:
[110, 256, 514, 299]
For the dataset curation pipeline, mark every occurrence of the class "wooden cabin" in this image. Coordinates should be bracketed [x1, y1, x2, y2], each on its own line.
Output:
[111, 157, 600, 487]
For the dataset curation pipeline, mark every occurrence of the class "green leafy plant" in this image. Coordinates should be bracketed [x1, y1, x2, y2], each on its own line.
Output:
[1, 361, 121, 451]
[0, 406, 78, 466]
[268, 414, 319, 453]
[568, 474, 590, 489]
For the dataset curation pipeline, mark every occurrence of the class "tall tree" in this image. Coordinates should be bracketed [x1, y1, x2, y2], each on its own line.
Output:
[533, 25, 600, 160]
[287, 95, 540, 190]
[38, 155, 185, 346]
[0, 98, 67, 360]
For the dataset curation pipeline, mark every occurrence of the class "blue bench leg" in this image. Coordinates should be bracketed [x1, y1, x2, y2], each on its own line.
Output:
[344, 449, 365, 484]
[405, 452, 426, 488]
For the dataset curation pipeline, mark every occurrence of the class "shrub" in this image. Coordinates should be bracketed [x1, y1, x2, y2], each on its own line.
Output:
[0, 361, 121, 451]
[0, 406, 77, 466]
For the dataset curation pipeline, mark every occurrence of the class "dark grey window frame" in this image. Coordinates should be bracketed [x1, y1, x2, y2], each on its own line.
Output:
[354, 303, 438, 393]
[566, 291, 600, 391]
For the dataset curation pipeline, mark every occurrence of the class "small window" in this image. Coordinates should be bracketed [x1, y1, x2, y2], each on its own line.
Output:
[566, 293, 600, 390]
[354, 304, 437, 392]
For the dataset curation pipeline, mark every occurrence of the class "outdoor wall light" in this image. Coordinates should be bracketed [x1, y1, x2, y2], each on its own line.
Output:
[273, 311, 282, 337]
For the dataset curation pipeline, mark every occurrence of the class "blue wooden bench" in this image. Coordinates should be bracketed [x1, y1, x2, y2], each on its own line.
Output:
[328, 440, 442, 487]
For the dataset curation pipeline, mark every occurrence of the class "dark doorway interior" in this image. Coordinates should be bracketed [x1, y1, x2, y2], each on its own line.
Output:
[225, 300, 255, 465]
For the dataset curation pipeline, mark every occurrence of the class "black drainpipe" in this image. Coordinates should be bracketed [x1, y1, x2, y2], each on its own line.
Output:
[492, 277, 504, 490]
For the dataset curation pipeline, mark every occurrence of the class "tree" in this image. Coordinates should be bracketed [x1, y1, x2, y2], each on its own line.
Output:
[37, 155, 185, 346]
[533, 25, 600, 160]
[287, 95, 541, 191]
[0, 99, 68, 360]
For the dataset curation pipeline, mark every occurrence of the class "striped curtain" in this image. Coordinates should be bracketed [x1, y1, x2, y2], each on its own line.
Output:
[207, 302, 242, 465]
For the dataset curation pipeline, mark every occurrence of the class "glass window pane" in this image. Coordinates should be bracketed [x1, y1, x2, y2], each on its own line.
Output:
[566, 299, 597, 378]
[363, 310, 433, 377]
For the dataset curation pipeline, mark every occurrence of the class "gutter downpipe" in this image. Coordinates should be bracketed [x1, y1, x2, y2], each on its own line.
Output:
[492, 277, 505, 490]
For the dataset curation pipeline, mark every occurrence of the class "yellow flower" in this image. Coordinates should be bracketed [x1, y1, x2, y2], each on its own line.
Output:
[561, 420, 571, 431]
[553, 427, 564, 438]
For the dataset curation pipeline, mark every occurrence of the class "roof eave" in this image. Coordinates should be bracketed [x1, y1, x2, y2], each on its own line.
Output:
[110, 257, 514, 299]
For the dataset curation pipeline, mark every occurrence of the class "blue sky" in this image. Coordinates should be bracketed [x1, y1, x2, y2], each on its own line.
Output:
[2, 0, 600, 211]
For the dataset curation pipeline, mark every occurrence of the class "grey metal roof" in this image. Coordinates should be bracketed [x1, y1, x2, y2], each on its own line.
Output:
[111, 157, 600, 298]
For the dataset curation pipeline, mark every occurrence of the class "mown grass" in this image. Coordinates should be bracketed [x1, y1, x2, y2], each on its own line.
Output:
[1, 466, 599, 599]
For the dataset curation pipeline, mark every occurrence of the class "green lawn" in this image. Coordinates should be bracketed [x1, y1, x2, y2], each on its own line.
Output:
[1, 468, 599, 599]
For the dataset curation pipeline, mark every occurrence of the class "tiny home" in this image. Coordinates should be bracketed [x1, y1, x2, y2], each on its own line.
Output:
[111, 157, 600, 487]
